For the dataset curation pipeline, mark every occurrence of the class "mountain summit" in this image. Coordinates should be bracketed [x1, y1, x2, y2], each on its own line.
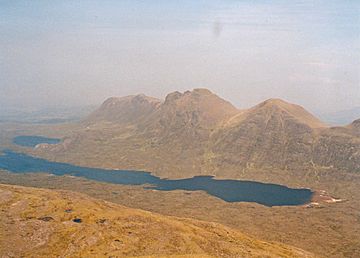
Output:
[86, 94, 161, 124]
[149, 88, 238, 129]
[252, 98, 326, 128]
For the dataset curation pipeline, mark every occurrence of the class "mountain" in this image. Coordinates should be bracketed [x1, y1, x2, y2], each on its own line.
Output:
[155, 88, 239, 128]
[87, 88, 238, 130]
[86, 94, 161, 124]
[0, 184, 313, 258]
[32, 89, 360, 177]
[134, 88, 239, 166]
[209, 98, 326, 171]
[349, 119, 360, 131]
[211, 100, 360, 173]
[225, 98, 325, 128]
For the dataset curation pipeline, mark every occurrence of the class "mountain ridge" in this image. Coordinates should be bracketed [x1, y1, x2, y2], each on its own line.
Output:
[32, 88, 360, 177]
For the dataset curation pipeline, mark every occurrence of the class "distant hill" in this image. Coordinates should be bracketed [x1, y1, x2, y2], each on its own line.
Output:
[319, 107, 360, 126]
[33, 89, 360, 177]
[0, 184, 312, 258]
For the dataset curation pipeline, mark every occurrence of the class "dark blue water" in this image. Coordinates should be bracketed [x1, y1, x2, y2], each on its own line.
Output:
[2, 136, 313, 206]
[13, 136, 61, 147]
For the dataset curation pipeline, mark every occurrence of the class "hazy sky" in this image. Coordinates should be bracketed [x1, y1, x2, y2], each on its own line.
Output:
[1, 0, 359, 112]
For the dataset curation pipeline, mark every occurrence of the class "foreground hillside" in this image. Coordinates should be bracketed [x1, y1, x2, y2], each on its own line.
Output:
[0, 184, 313, 258]
[31, 88, 360, 178]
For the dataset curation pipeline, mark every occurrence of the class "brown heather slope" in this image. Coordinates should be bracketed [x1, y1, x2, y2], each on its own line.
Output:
[0, 184, 314, 258]
[31, 89, 360, 177]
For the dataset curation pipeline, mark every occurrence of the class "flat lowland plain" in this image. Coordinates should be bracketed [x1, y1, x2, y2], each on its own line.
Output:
[0, 123, 360, 257]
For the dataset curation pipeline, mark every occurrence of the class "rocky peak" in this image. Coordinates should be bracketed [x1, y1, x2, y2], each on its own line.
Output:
[164, 91, 182, 104]
[160, 88, 238, 127]
[251, 98, 326, 129]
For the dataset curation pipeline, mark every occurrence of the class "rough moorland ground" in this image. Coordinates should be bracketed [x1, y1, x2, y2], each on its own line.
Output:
[0, 184, 313, 258]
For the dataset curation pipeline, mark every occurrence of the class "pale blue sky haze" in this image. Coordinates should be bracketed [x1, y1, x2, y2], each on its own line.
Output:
[0, 0, 359, 113]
